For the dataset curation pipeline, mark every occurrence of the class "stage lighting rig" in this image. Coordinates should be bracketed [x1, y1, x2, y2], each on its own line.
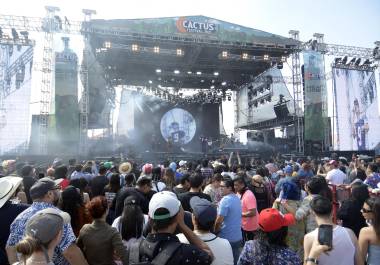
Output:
[354, 58, 361, 66]
[11, 28, 19, 40]
[222, 51, 228, 58]
[341, 56, 348, 64]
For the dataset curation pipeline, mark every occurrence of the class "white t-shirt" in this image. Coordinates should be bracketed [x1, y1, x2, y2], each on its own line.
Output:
[326, 169, 346, 185]
[309, 226, 355, 265]
[177, 231, 234, 265]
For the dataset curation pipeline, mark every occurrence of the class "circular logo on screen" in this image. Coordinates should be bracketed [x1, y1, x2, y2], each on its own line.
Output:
[160, 108, 196, 145]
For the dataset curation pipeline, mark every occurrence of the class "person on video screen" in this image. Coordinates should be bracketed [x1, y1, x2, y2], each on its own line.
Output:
[169, 122, 185, 145]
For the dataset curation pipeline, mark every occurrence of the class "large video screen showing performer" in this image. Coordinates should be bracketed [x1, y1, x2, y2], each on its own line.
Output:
[333, 68, 380, 151]
[122, 92, 219, 152]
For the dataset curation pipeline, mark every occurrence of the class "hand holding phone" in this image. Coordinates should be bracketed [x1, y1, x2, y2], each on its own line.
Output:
[318, 224, 333, 250]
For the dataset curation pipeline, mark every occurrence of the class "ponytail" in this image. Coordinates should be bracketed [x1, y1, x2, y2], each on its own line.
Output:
[16, 236, 39, 256]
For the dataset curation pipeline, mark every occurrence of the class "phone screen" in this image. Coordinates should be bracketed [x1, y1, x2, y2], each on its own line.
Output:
[318, 224, 333, 249]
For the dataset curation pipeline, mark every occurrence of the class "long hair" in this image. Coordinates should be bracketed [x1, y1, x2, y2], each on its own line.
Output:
[120, 197, 144, 241]
[60, 185, 83, 231]
[106, 173, 121, 193]
[368, 197, 380, 239]
[256, 226, 288, 247]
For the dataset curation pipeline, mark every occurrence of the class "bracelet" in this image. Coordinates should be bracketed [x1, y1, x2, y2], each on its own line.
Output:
[305, 257, 319, 264]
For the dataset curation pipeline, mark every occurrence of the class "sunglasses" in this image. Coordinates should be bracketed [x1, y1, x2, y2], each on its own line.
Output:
[361, 208, 372, 213]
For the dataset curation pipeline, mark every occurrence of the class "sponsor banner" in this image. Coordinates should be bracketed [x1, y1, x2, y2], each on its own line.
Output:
[303, 51, 327, 141]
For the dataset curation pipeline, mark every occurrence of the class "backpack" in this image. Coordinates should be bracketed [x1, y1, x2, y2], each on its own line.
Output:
[129, 239, 181, 265]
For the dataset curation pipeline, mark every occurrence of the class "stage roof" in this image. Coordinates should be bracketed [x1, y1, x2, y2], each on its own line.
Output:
[86, 16, 300, 89]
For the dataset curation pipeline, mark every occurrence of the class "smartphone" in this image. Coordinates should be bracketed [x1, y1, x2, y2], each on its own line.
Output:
[318, 224, 333, 249]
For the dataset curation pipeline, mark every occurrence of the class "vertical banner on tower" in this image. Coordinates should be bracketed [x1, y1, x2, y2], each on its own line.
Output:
[303, 51, 328, 141]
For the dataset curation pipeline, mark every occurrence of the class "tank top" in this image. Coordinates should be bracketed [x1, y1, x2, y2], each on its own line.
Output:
[367, 244, 380, 265]
[310, 226, 355, 265]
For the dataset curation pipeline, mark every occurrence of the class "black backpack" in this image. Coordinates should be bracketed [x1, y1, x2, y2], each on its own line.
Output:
[129, 239, 181, 265]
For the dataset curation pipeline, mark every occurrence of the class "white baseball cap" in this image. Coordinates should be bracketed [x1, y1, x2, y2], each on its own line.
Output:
[148, 191, 181, 220]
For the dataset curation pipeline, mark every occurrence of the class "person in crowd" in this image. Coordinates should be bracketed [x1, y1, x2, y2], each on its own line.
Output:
[298, 162, 314, 182]
[364, 163, 380, 189]
[114, 175, 153, 216]
[14, 208, 71, 265]
[150, 166, 165, 192]
[326, 160, 347, 185]
[201, 159, 214, 181]
[275, 165, 293, 195]
[70, 178, 91, 204]
[0, 177, 29, 265]
[169, 161, 183, 183]
[59, 185, 92, 237]
[124, 173, 135, 188]
[112, 196, 146, 248]
[90, 166, 109, 197]
[129, 191, 213, 265]
[178, 173, 211, 212]
[177, 196, 234, 265]
[304, 195, 363, 265]
[173, 173, 191, 195]
[249, 174, 271, 213]
[273, 177, 305, 257]
[20, 165, 37, 204]
[119, 162, 133, 185]
[337, 184, 369, 237]
[358, 197, 380, 265]
[104, 173, 122, 207]
[237, 208, 301, 265]
[178, 160, 188, 174]
[161, 167, 175, 191]
[77, 196, 128, 265]
[282, 176, 328, 233]
[6, 177, 88, 265]
[233, 176, 258, 242]
[203, 173, 223, 206]
[214, 177, 242, 265]
[46, 167, 55, 179]
[54, 165, 70, 190]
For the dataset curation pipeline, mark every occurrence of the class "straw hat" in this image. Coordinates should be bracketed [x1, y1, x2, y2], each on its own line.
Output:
[119, 162, 132, 174]
[0, 176, 23, 208]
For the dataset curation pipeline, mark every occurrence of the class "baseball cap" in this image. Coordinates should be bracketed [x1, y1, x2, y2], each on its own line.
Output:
[179, 160, 187, 167]
[30, 177, 61, 200]
[26, 208, 70, 244]
[190, 196, 217, 226]
[258, 208, 295, 232]
[329, 160, 338, 166]
[142, 163, 153, 175]
[284, 165, 293, 174]
[149, 191, 181, 220]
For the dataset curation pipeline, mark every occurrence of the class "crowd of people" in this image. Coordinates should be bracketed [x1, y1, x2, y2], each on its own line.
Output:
[0, 152, 380, 265]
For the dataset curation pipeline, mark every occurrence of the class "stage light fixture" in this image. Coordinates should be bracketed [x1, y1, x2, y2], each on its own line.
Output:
[221, 81, 227, 86]
[156, 69, 162, 73]
[222, 51, 228, 58]
[214, 72, 219, 76]
[11, 28, 19, 40]
[281, 56, 287, 62]
[201, 80, 204, 83]
[104, 41, 111, 49]
[20, 31, 29, 42]
[263, 54, 269, 61]
[363, 59, 371, 65]
[210, 85, 215, 89]
[242, 53, 249, 60]
[196, 71, 202, 75]
[0, 27, 2, 38]
[174, 70, 180, 74]
[342, 56, 348, 64]
[176, 49, 183, 56]
[348, 58, 356, 65]
[132, 44, 139, 52]
[355, 58, 361, 66]
[334, 57, 342, 64]
[148, 80, 153, 84]
[187, 71, 192, 74]
[154, 46, 160, 53]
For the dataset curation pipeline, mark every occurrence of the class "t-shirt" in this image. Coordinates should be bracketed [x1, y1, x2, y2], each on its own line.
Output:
[239, 190, 258, 232]
[178, 192, 212, 212]
[90, 175, 108, 197]
[326, 169, 346, 185]
[177, 231, 233, 265]
[218, 193, 242, 242]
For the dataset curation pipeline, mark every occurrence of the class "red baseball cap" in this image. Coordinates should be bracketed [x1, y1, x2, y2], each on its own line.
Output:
[258, 208, 295, 232]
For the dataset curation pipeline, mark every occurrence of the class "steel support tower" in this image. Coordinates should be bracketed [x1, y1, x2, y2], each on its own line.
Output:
[289, 30, 304, 154]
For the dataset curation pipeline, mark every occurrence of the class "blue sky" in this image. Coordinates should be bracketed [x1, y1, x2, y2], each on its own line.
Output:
[2, 0, 379, 46]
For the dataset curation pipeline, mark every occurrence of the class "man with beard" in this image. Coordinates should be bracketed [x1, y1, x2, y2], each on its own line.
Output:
[6, 178, 88, 265]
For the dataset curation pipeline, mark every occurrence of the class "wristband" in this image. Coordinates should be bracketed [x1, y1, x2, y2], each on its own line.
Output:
[305, 257, 319, 264]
